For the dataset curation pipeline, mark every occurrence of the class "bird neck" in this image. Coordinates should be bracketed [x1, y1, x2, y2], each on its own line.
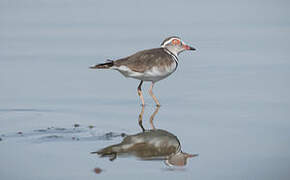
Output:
[164, 46, 181, 57]
[163, 48, 179, 63]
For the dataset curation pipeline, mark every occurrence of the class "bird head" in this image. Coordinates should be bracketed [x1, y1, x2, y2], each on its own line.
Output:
[165, 151, 198, 167]
[161, 36, 196, 56]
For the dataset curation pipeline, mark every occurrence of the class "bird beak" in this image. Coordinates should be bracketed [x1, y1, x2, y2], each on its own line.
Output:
[183, 44, 196, 51]
[184, 153, 198, 158]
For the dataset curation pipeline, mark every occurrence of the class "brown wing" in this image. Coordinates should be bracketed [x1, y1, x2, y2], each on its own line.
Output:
[114, 48, 174, 73]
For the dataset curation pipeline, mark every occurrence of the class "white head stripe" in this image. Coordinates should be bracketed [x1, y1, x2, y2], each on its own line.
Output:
[161, 38, 180, 47]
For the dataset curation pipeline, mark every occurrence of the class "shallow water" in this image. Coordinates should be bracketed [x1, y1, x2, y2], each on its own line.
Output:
[1, 0, 290, 179]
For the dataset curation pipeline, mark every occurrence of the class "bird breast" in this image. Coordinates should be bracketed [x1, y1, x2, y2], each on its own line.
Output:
[145, 62, 176, 76]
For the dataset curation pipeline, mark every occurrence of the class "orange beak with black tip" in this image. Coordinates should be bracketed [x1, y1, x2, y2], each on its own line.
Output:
[183, 43, 196, 51]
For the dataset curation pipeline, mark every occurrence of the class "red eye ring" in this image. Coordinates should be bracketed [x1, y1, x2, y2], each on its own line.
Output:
[172, 39, 180, 45]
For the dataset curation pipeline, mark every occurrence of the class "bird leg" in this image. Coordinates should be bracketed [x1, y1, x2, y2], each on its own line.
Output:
[109, 153, 117, 161]
[138, 105, 145, 132]
[149, 82, 160, 107]
[150, 106, 160, 130]
[137, 80, 145, 106]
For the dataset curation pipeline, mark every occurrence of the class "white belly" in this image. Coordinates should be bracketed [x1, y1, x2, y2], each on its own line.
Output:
[115, 62, 177, 82]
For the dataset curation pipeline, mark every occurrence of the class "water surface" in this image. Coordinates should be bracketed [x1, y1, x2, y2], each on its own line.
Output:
[0, 0, 290, 179]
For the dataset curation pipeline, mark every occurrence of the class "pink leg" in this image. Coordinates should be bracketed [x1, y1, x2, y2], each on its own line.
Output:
[138, 105, 145, 132]
[149, 82, 160, 106]
[137, 81, 145, 106]
[150, 106, 160, 130]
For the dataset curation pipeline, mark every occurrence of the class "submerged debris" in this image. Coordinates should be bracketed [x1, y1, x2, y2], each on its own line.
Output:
[72, 137, 80, 141]
[41, 135, 62, 139]
[73, 124, 80, 128]
[97, 132, 125, 140]
[2, 124, 125, 143]
[93, 167, 103, 174]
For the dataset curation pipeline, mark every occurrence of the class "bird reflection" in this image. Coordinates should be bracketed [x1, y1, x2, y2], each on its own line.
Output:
[92, 106, 197, 167]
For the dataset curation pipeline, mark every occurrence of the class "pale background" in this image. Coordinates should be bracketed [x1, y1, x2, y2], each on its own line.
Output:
[0, 0, 290, 179]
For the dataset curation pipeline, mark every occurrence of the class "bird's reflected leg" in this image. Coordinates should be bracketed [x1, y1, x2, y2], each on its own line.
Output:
[138, 105, 145, 132]
[150, 106, 160, 130]
[149, 82, 160, 107]
[109, 153, 117, 161]
[137, 80, 145, 106]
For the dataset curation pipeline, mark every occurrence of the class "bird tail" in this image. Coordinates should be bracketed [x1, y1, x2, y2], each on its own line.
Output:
[91, 144, 119, 156]
[90, 60, 114, 69]
[91, 144, 121, 161]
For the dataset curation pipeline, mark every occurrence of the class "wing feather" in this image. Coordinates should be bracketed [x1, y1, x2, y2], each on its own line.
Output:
[114, 48, 174, 73]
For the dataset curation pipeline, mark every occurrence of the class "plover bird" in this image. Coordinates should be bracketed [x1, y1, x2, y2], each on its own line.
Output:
[90, 36, 196, 106]
[91, 106, 197, 166]
[92, 129, 197, 166]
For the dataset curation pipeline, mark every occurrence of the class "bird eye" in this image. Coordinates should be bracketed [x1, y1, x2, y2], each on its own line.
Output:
[172, 39, 180, 45]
